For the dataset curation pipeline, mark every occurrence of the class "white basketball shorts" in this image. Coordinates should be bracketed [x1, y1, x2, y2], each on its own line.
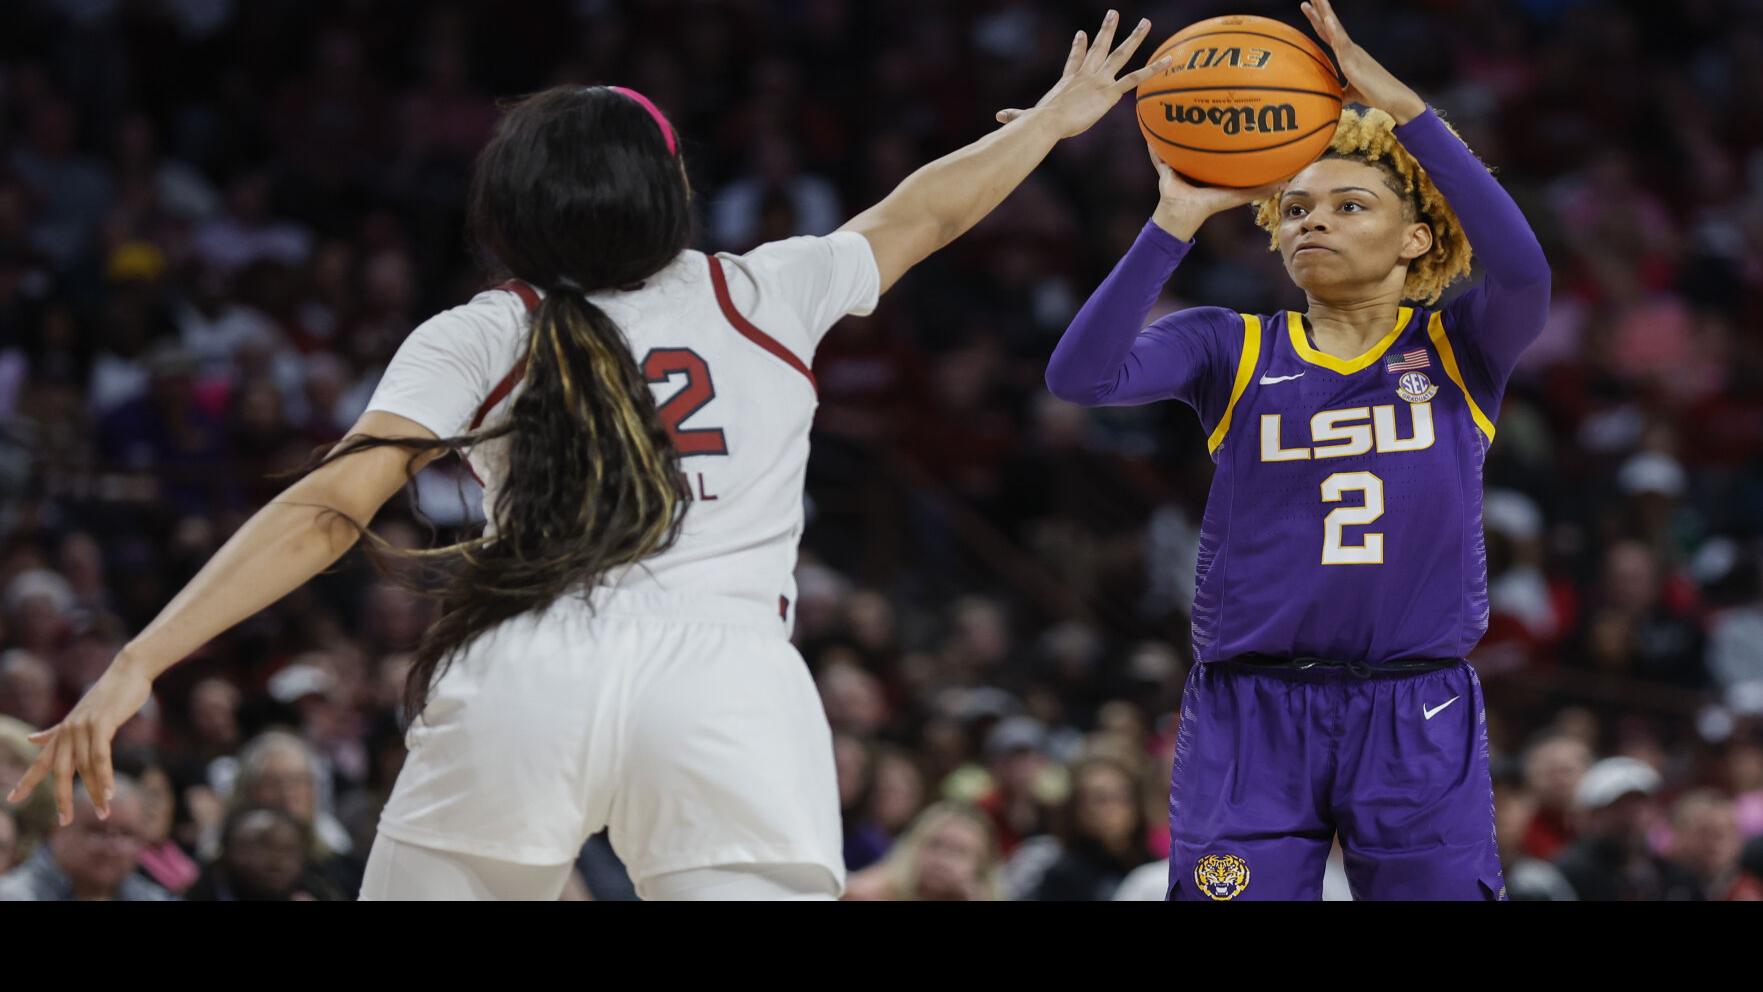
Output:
[374, 588, 844, 896]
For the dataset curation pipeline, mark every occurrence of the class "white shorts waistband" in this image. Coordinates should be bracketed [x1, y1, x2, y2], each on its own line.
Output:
[570, 586, 789, 636]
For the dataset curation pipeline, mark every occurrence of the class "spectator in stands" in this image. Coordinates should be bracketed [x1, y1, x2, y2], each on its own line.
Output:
[1555, 757, 1703, 901]
[844, 801, 1001, 901]
[0, 778, 173, 901]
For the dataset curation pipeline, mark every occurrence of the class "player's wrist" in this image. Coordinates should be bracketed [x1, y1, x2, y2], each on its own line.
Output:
[1385, 94, 1427, 126]
[1013, 105, 1072, 144]
[112, 641, 166, 682]
[1150, 202, 1206, 242]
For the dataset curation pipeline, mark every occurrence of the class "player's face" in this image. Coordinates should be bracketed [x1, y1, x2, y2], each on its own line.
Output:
[1275, 158, 1432, 298]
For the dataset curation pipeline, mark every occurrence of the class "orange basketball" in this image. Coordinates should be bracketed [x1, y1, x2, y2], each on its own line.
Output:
[1136, 15, 1344, 188]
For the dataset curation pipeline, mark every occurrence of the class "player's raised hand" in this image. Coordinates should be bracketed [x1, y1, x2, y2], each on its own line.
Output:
[7, 656, 152, 824]
[1300, 0, 1425, 124]
[993, 10, 1172, 137]
[1146, 144, 1280, 241]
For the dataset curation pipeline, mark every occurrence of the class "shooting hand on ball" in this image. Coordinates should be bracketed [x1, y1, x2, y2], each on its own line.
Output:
[1146, 145, 1280, 241]
[1301, 0, 1425, 124]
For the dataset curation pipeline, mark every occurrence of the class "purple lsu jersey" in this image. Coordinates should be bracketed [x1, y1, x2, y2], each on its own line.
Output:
[1191, 305, 1498, 665]
[1045, 107, 1548, 900]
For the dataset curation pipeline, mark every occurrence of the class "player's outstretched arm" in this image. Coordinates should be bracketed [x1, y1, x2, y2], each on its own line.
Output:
[7, 410, 437, 824]
[1306, 0, 1547, 379]
[839, 9, 1170, 294]
[1305, 0, 1544, 283]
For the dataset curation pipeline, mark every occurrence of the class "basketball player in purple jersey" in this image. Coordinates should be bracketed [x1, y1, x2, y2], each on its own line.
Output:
[1036, 0, 1549, 899]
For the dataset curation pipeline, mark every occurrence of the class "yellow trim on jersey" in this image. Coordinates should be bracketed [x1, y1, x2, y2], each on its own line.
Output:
[1426, 311, 1497, 444]
[1288, 307, 1414, 375]
[1207, 313, 1262, 455]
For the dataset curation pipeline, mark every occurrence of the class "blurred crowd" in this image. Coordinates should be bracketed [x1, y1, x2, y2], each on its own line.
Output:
[3, 0, 1763, 900]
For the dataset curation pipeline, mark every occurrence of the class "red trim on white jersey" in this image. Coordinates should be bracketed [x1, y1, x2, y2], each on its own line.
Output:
[469, 280, 538, 432]
[457, 280, 538, 486]
[499, 278, 541, 314]
[706, 256, 817, 392]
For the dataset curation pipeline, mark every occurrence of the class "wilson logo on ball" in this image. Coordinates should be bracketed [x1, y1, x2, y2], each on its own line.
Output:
[1136, 15, 1344, 187]
[1161, 102, 1299, 135]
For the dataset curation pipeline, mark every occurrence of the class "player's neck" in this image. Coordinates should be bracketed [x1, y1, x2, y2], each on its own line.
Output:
[1301, 295, 1405, 360]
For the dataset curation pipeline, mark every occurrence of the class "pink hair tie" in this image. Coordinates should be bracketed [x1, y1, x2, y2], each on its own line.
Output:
[609, 85, 677, 156]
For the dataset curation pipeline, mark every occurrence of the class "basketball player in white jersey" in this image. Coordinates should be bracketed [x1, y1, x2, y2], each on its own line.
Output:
[11, 11, 1167, 900]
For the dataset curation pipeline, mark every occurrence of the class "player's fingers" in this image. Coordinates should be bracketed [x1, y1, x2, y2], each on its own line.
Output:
[52, 737, 74, 826]
[89, 728, 114, 818]
[1301, 1, 1340, 50]
[7, 747, 53, 804]
[1145, 145, 1181, 185]
[1318, 0, 1351, 45]
[1115, 56, 1173, 93]
[1301, 2, 1325, 36]
[26, 728, 54, 743]
[996, 108, 1025, 123]
[1103, 17, 1152, 75]
[1062, 30, 1088, 77]
[1083, 10, 1120, 72]
[71, 726, 96, 815]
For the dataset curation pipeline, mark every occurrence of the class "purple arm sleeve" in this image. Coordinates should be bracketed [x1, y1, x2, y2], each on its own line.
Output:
[1045, 221, 1234, 416]
[1395, 107, 1550, 391]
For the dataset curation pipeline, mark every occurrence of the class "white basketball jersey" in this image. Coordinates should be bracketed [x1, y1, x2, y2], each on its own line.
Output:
[365, 232, 880, 627]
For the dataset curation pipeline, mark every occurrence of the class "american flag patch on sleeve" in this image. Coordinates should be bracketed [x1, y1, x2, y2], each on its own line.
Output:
[1385, 349, 1431, 372]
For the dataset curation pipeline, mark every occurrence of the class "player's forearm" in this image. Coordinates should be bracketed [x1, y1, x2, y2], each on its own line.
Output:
[1046, 219, 1190, 405]
[1396, 107, 1549, 287]
[115, 478, 373, 682]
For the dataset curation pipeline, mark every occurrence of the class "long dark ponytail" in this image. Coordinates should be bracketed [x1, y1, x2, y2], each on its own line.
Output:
[323, 86, 694, 719]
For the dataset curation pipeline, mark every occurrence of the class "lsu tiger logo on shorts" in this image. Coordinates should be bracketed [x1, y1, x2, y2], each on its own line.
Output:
[1194, 853, 1251, 901]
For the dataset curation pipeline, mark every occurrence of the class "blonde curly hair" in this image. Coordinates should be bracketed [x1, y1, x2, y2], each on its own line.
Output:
[1252, 107, 1474, 305]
